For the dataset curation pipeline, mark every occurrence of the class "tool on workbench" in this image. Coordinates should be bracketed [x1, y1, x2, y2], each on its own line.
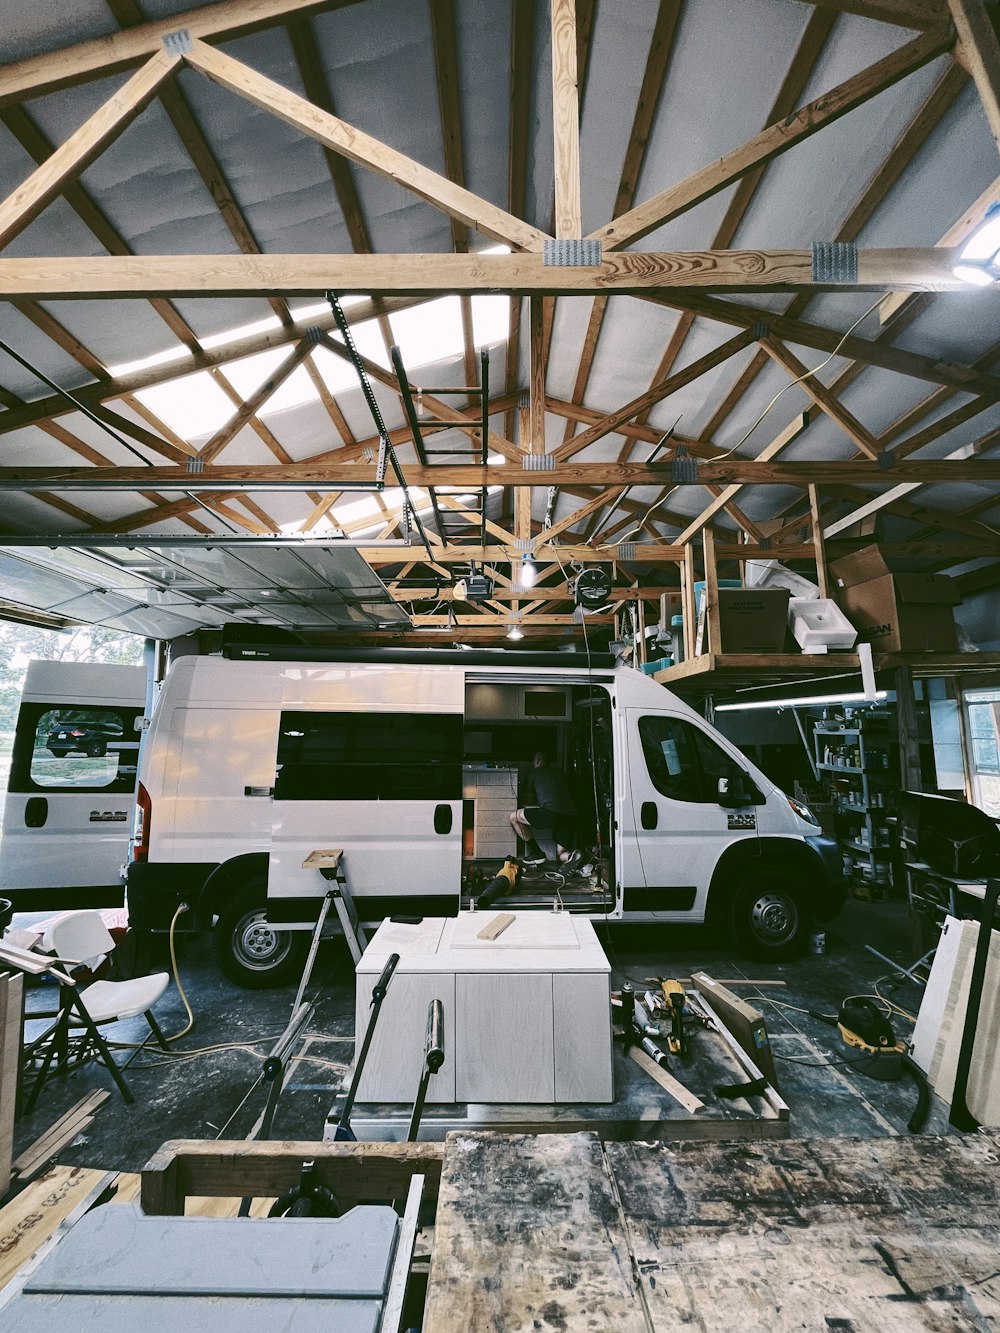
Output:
[331, 951, 400, 1142]
[617, 983, 672, 1067]
[661, 979, 689, 1058]
[407, 998, 446, 1142]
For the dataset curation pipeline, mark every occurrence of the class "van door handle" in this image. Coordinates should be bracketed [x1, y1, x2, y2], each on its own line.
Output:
[641, 801, 658, 830]
[25, 796, 48, 828]
[434, 804, 453, 835]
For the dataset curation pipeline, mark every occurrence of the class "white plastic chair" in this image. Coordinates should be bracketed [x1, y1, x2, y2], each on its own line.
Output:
[25, 910, 171, 1109]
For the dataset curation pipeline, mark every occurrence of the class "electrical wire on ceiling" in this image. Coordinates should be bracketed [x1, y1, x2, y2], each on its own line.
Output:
[0, 335, 157, 469]
[326, 291, 435, 562]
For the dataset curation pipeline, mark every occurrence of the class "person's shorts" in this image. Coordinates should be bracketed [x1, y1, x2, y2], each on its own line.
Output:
[523, 806, 576, 847]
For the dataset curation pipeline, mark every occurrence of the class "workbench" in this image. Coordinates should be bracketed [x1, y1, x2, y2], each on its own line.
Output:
[353, 911, 614, 1104]
[423, 1130, 1000, 1332]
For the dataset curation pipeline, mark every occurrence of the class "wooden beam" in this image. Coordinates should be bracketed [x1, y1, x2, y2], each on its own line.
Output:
[7, 457, 1000, 489]
[550, 0, 582, 238]
[761, 339, 880, 459]
[198, 341, 313, 463]
[0, 294, 427, 439]
[808, 484, 831, 599]
[0, 49, 181, 250]
[0, 247, 972, 299]
[655, 289, 1000, 396]
[788, 0, 951, 28]
[182, 39, 547, 251]
[0, 0, 363, 109]
[590, 28, 953, 250]
[948, 0, 1000, 152]
[674, 412, 811, 544]
[553, 331, 756, 463]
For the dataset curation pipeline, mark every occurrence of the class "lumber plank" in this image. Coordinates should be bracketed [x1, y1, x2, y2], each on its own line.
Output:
[948, 0, 1000, 153]
[140, 1138, 444, 1214]
[550, 0, 582, 239]
[0, 1, 363, 109]
[0, 1165, 109, 1291]
[12, 1091, 110, 1180]
[0, 246, 968, 299]
[476, 913, 516, 941]
[627, 1046, 706, 1115]
[591, 28, 953, 249]
[423, 1133, 647, 1333]
[183, 40, 548, 252]
[0, 50, 181, 251]
[0, 972, 22, 1196]
[691, 971, 780, 1093]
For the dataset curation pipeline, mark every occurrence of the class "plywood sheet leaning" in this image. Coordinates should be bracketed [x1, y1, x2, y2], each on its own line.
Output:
[423, 1132, 647, 1333]
[912, 914, 1000, 1125]
[606, 1133, 1000, 1330]
[0, 971, 22, 1196]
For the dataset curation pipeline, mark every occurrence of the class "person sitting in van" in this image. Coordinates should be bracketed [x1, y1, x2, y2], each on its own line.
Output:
[510, 751, 582, 871]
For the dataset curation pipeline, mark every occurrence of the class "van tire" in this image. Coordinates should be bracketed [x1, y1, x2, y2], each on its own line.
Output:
[730, 869, 808, 961]
[213, 884, 308, 988]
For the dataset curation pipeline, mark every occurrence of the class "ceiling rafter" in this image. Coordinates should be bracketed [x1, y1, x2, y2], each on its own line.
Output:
[591, 26, 953, 250]
[0, 0, 364, 109]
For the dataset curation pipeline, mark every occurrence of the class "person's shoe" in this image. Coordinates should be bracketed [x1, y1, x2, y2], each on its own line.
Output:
[520, 855, 547, 868]
[561, 849, 583, 872]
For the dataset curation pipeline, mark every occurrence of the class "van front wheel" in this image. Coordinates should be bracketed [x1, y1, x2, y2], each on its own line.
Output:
[730, 871, 807, 961]
[214, 885, 308, 988]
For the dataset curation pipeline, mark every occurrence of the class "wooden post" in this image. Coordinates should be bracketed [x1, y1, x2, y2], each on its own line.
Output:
[635, 585, 646, 666]
[703, 528, 721, 656]
[682, 546, 697, 661]
[808, 484, 831, 600]
[895, 666, 922, 792]
[550, 0, 582, 239]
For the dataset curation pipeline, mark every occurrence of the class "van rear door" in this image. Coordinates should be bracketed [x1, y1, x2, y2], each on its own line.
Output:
[0, 661, 145, 908]
[621, 708, 759, 919]
[268, 664, 464, 915]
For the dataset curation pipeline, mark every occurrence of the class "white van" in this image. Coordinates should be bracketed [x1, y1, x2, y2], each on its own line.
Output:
[1, 660, 145, 909]
[2, 643, 845, 986]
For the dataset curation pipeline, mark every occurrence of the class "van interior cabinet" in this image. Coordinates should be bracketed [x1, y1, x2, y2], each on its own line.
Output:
[354, 912, 613, 1105]
[462, 766, 518, 860]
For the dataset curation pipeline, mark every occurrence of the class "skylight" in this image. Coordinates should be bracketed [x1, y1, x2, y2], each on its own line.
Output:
[129, 294, 509, 445]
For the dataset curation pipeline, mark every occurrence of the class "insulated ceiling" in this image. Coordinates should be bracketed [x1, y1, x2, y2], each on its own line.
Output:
[0, 0, 999, 645]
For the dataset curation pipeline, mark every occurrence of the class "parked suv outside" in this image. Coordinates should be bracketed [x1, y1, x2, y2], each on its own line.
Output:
[46, 712, 124, 758]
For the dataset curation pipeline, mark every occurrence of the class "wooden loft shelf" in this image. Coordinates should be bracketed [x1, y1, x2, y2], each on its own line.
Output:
[651, 651, 1000, 697]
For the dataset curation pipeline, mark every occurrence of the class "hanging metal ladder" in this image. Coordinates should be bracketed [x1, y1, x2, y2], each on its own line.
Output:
[391, 346, 491, 548]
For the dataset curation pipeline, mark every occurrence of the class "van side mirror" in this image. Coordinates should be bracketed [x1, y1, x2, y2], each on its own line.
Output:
[718, 774, 752, 808]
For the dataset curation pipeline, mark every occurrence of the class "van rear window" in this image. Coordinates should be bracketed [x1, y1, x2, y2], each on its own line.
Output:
[10, 703, 141, 795]
[275, 711, 463, 801]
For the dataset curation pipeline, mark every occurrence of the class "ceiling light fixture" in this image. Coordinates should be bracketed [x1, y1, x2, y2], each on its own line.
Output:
[953, 202, 1000, 286]
[715, 690, 888, 713]
[519, 553, 537, 589]
[507, 622, 524, 641]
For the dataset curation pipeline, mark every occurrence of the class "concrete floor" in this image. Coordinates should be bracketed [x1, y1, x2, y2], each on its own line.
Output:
[9, 895, 955, 1178]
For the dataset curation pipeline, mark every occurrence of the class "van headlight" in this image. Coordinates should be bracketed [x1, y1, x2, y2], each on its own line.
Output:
[787, 796, 820, 827]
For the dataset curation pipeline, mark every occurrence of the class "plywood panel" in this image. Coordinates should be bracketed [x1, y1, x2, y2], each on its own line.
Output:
[423, 1133, 646, 1333]
[0, 970, 22, 1194]
[455, 972, 554, 1102]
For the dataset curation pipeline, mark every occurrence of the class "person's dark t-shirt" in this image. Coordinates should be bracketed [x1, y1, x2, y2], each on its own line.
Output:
[532, 763, 576, 815]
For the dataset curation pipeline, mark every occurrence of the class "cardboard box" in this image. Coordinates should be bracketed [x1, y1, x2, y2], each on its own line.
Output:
[697, 587, 790, 653]
[829, 545, 960, 652]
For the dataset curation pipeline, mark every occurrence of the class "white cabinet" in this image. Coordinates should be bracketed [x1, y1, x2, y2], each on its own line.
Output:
[354, 912, 613, 1104]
